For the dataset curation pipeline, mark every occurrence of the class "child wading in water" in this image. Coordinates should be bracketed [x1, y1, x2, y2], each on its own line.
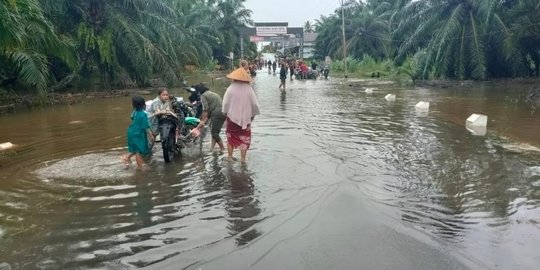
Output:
[122, 96, 154, 169]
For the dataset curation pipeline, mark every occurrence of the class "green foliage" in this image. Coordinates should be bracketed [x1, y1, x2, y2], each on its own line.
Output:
[315, 0, 540, 80]
[331, 55, 402, 79]
[0, 0, 76, 95]
[0, 0, 254, 93]
[304, 21, 314, 33]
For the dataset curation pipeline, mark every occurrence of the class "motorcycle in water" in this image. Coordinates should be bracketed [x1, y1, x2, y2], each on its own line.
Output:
[306, 69, 318, 80]
[185, 86, 203, 118]
[156, 96, 203, 162]
[322, 65, 330, 79]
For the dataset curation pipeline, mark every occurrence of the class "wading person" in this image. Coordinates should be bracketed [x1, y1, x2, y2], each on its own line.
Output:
[195, 83, 226, 151]
[289, 60, 295, 81]
[272, 60, 277, 75]
[222, 67, 260, 163]
[278, 61, 288, 90]
[122, 96, 154, 169]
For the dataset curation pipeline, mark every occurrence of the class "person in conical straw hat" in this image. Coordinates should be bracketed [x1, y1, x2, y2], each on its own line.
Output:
[222, 67, 260, 163]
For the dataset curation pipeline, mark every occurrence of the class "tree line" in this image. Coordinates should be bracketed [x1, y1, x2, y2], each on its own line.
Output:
[314, 0, 540, 80]
[0, 0, 255, 94]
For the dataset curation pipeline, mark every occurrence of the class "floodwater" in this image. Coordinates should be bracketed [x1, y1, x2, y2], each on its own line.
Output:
[1, 68, 539, 270]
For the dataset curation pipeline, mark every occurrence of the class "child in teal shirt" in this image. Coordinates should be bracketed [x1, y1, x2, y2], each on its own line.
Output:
[122, 96, 154, 169]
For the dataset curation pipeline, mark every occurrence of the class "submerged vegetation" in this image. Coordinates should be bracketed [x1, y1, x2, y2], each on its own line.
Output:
[315, 0, 540, 81]
[0, 0, 255, 94]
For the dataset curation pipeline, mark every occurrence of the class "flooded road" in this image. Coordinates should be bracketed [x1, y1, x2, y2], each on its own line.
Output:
[1, 69, 539, 269]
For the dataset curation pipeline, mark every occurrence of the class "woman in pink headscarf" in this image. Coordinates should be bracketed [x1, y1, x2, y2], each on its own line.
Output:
[222, 67, 260, 162]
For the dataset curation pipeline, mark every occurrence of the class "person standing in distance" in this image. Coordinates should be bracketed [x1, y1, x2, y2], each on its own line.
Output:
[278, 61, 288, 90]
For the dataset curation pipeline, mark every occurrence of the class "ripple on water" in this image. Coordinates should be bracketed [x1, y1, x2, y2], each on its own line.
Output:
[34, 152, 135, 180]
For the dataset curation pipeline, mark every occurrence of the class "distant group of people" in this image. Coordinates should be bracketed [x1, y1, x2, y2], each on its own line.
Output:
[122, 60, 260, 169]
[270, 58, 328, 90]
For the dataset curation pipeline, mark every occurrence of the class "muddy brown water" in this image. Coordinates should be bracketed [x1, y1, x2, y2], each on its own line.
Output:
[0, 69, 539, 269]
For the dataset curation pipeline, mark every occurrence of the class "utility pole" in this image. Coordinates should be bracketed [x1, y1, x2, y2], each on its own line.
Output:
[340, 0, 348, 78]
[240, 35, 244, 59]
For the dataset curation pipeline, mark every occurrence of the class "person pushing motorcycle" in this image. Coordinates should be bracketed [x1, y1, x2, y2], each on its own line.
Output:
[194, 83, 226, 151]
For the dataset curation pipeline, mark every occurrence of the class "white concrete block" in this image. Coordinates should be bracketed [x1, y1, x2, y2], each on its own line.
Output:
[466, 114, 488, 127]
[415, 101, 430, 111]
[0, 142, 15, 151]
[385, 94, 396, 101]
[365, 88, 374, 94]
[466, 125, 487, 136]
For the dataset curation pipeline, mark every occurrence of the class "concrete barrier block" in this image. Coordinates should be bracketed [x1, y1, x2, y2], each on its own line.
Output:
[466, 125, 487, 136]
[415, 101, 430, 111]
[0, 142, 15, 151]
[466, 114, 488, 136]
[466, 114, 488, 127]
[385, 94, 396, 101]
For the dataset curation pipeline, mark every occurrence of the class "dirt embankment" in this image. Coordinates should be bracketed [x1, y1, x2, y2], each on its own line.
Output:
[0, 89, 159, 115]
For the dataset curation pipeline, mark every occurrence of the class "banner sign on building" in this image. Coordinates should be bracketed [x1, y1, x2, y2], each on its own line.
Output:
[249, 36, 265, 42]
[256, 26, 287, 36]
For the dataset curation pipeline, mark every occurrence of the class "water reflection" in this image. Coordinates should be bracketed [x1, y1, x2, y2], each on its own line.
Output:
[280, 90, 286, 112]
[224, 167, 262, 246]
[132, 173, 153, 227]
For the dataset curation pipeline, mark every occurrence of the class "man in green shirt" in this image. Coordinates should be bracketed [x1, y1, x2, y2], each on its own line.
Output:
[195, 83, 226, 151]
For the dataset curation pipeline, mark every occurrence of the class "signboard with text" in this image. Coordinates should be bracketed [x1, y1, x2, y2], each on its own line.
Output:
[256, 26, 287, 36]
[249, 36, 265, 42]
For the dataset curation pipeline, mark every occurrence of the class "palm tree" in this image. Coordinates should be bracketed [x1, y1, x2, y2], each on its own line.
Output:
[314, 2, 391, 60]
[214, 0, 253, 55]
[170, 0, 222, 66]
[502, 0, 540, 76]
[41, 0, 180, 87]
[0, 0, 76, 94]
[314, 15, 343, 59]
[394, 0, 507, 80]
[346, 5, 391, 59]
[304, 21, 314, 33]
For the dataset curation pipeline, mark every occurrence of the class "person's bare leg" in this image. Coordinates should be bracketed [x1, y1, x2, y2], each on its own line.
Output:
[135, 154, 145, 169]
[227, 144, 234, 161]
[240, 150, 247, 163]
[210, 138, 216, 151]
[121, 153, 133, 165]
[217, 140, 225, 151]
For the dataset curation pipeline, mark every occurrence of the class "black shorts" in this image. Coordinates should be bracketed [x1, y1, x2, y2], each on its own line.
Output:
[210, 113, 226, 141]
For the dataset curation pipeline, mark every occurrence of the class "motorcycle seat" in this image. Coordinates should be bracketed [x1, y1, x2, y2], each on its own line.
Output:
[184, 117, 200, 126]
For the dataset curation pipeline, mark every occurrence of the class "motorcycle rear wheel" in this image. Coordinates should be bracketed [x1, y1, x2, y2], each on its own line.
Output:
[162, 130, 176, 162]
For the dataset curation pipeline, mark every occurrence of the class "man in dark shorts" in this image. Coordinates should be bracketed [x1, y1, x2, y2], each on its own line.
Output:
[195, 83, 226, 151]
[278, 61, 288, 90]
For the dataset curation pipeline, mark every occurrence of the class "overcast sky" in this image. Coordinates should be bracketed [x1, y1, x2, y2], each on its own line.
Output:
[244, 0, 340, 27]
